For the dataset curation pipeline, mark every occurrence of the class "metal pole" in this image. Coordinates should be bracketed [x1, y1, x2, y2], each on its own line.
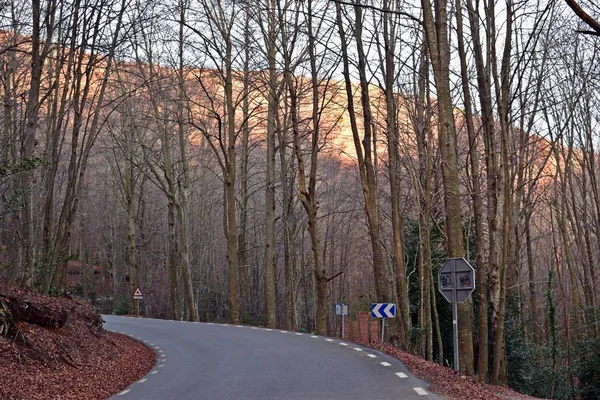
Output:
[453, 296, 459, 372]
[453, 260, 459, 373]
[137, 298, 140, 317]
[341, 313, 345, 339]
[381, 319, 385, 343]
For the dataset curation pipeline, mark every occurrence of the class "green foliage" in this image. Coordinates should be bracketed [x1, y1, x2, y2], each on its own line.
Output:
[114, 299, 130, 315]
[575, 307, 600, 399]
[403, 219, 452, 363]
[0, 157, 46, 218]
[507, 334, 572, 399]
[32, 256, 55, 292]
[0, 157, 45, 178]
[241, 313, 265, 327]
[505, 270, 574, 399]
[1, 188, 22, 214]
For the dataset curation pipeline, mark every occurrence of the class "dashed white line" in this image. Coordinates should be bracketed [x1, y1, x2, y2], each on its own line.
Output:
[325, 339, 334, 342]
[310, 335, 318, 338]
[380, 362, 391, 367]
[395, 372, 408, 378]
[367, 354, 377, 358]
[413, 387, 428, 395]
[138, 378, 148, 383]
[158, 364, 164, 368]
[207, 322, 214, 325]
[251, 327, 259, 330]
[236, 325, 243, 328]
[159, 350, 164, 353]
[117, 389, 130, 396]
[149, 343, 154, 346]
[339, 342, 348, 346]
[354, 348, 363, 351]
[221, 324, 228, 326]
[151, 371, 158, 375]
[280, 330, 287, 333]
[295, 333, 303, 336]
[266, 329, 273, 332]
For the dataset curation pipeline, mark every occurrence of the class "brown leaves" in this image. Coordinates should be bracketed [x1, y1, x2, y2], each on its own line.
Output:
[356, 339, 545, 400]
[0, 281, 155, 399]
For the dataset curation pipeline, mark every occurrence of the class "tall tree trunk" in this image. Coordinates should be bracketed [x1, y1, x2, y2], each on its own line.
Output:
[421, 0, 474, 375]
[176, 1, 199, 321]
[264, 0, 277, 328]
[455, 1, 488, 379]
[21, 0, 54, 288]
[413, 42, 433, 360]
[225, 36, 240, 325]
[378, 0, 410, 347]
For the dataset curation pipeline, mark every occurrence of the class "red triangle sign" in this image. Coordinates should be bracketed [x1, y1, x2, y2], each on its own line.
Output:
[133, 287, 143, 298]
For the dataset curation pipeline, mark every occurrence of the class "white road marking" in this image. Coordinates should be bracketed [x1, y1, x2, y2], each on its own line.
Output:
[159, 350, 164, 353]
[236, 325, 243, 328]
[158, 364, 164, 368]
[395, 372, 408, 378]
[138, 379, 147, 383]
[149, 343, 154, 346]
[367, 354, 377, 358]
[354, 348, 363, 351]
[380, 362, 391, 367]
[339, 342, 348, 346]
[325, 339, 334, 342]
[151, 371, 158, 375]
[414, 387, 428, 395]
[207, 322, 214, 325]
[221, 324, 228, 326]
[117, 389, 130, 396]
[295, 333, 303, 336]
[251, 327, 259, 330]
[266, 329, 273, 331]
[310, 335, 318, 338]
[280, 330, 287, 333]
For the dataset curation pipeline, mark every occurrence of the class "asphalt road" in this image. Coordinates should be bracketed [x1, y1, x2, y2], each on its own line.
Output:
[103, 315, 440, 400]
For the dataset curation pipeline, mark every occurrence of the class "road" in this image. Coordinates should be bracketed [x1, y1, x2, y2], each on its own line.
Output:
[103, 315, 440, 400]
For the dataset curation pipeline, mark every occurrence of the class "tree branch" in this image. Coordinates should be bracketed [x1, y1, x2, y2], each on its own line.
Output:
[565, 0, 600, 36]
[329, 0, 421, 25]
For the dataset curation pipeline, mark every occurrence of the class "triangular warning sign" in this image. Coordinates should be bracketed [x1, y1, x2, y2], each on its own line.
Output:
[133, 287, 143, 297]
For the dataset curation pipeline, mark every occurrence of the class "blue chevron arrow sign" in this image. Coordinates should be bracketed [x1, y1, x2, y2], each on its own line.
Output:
[371, 303, 396, 318]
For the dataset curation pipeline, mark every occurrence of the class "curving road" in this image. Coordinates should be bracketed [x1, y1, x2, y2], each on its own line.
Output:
[103, 315, 440, 400]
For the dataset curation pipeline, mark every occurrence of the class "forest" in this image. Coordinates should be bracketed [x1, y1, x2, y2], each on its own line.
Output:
[1, 0, 599, 398]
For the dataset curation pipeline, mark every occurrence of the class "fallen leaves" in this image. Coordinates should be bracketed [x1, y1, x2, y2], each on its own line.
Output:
[0, 281, 155, 400]
[358, 339, 545, 400]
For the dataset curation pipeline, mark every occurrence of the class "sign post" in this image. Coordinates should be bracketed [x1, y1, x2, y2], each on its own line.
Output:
[438, 258, 475, 372]
[133, 287, 144, 317]
[334, 303, 349, 339]
[371, 303, 396, 343]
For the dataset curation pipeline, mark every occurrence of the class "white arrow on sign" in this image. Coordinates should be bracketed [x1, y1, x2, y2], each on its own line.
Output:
[383, 304, 394, 317]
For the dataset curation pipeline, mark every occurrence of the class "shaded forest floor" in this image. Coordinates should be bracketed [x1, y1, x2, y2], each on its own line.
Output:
[0, 281, 155, 400]
[358, 339, 544, 400]
[337, 312, 544, 399]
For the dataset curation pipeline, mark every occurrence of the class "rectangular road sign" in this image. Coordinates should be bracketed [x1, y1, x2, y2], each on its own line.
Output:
[335, 303, 349, 316]
[371, 303, 396, 318]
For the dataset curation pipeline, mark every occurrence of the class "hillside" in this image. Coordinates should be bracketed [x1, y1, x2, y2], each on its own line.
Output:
[0, 281, 154, 399]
